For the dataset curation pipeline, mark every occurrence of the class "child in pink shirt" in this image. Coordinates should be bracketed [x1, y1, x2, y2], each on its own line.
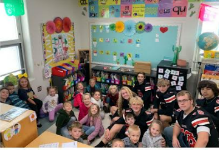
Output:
[73, 82, 84, 108]
[78, 93, 92, 121]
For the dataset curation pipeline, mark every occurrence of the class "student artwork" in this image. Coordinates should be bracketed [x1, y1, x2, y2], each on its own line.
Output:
[29, 112, 37, 122]
[13, 123, 21, 135]
[44, 65, 52, 79]
[42, 17, 75, 67]
[4, 128, 13, 141]
[172, 45, 182, 65]
[136, 39, 140, 47]
[105, 25, 110, 33]
[78, 0, 88, 6]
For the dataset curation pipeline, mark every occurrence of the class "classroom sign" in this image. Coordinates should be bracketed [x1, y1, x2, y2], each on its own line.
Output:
[89, 0, 189, 18]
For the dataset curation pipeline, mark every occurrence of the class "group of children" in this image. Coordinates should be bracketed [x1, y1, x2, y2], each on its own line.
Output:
[1, 72, 219, 147]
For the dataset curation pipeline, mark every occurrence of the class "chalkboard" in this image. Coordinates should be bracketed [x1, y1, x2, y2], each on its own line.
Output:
[90, 22, 181, 69]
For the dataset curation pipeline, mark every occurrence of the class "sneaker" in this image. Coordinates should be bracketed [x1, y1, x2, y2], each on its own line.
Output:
[37, 122, 42, 128]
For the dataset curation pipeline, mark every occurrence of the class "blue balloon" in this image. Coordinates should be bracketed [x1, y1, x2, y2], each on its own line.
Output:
[197, 32, 219, 50]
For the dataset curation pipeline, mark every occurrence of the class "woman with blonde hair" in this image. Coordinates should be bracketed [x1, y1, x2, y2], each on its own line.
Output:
[111, 86, 135, 123]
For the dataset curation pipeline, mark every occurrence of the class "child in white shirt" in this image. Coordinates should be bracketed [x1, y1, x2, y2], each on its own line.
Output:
[42, 87, 63, 121]
[91, 90, 105, 119]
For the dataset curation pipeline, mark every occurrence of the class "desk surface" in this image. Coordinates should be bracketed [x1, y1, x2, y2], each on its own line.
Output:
[0, 103, 35, 133]
[26, 131, 92, 148]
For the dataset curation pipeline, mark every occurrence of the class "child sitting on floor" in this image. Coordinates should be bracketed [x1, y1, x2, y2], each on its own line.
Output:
[111, 139, 125, 148]
[79, 104, 104, 144]
[122, 125, 141, 147]
[68, 121, 84, 143]
[78, 93, 93, 121]
[41, 87, 63, 121]
[91, 90, 105, 119]
[104, 85, 119, 114]
[117, 113, 135, 139]
[73, 82, 84, 108]
[56, 101, 77, 139]
[142, 120, 163, 147]
[6, 82, 29, 109]
[85, 78, 99, 96]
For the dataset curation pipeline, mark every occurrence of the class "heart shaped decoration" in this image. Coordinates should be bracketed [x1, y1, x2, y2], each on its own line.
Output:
[160, 27, 168, 33]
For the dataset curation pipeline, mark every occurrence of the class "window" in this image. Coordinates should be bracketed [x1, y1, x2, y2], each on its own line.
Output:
[200, 5, 219, 54]
[0, 2, 25, 81]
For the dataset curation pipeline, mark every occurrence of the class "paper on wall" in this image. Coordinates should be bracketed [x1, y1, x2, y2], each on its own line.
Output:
[175, 71, 180, 76]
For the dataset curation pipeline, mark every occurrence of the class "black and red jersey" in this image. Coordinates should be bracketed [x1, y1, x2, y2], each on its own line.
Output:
[153, 87, 177, 116]
[196, 96, 219, 133]
[176, 107, 219, 147]
[132, 80, 152, 110]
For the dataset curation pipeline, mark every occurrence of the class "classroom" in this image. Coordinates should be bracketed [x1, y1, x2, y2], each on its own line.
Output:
[0, 0, 219, 148]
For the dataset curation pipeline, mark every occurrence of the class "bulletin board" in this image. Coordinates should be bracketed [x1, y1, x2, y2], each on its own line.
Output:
[42, 24, 75, 67]
[90, 22, 181, 69]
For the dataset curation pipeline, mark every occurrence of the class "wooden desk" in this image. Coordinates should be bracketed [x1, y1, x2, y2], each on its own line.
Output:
[26, 131, 92, 148]
[0, 103, 38, 147]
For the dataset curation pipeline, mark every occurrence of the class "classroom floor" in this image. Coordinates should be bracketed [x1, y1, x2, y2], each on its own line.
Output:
[38, 108, 111, 147]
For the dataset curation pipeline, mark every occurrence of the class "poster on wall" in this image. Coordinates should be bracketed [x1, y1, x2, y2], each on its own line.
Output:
[88, 0, 189, 18]
[42, 21, 75, 67]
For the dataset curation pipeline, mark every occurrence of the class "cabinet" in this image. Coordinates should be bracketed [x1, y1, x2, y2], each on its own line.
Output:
[91, 66, 156, 94]
[156, 60, 190, 91]
[52, 69, 85, 103]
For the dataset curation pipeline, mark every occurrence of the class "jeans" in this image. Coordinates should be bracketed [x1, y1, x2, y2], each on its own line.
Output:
[163, 126, 189, 147]
[61, 117, 76, 139]
[82, 125, 95, 135]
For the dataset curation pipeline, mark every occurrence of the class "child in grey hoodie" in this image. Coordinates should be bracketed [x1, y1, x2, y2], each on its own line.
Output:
[142, 120, 164, 147]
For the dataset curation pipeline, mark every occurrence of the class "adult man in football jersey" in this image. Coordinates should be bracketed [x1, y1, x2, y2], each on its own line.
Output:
[164, 90, 219, 147]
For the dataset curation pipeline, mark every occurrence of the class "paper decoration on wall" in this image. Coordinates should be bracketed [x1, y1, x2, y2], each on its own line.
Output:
[54, 17, 63, 33]
[106, 51, 110, 55]
[29, 112, 37, 122]
[3, 74, 18, 86]
[89, 0, 189, 18]
[113, 52, 117, 56]
[99, 50, 104, 54]
[160, 27, 168, 33]
[115, 21, 125, 33]
[105, 25, 110, 33]
[120, 39, 125, 43]
[4, 128, 13, 141]
[132, 4, 145, 17]
[128, 39, 132, 43]
[113, 38, 118, 43]
[109, 23, 116, 31]
[13, 123, 21, 135]
[199, 3, 219, 22]
[145, 23, 153, 32]
[44, 65, 52, 79]
[42, 19, 75, 67]
[190, 11, 196, 17]
[99, 25, 103, 32]
[135, 54, 140, 58]
[136, 39, 141, 47]
[105, 38, 110, 42]
[136, 21, 145, 33]
[92, 25, 97, 32]
[46, 21, 56, 34]
[78, 0, 88, 6]
[123, 20, 136, 37]
[93, 50, 97, 56]
[99, 38, 104, 42]
[63, 17, 71, 32]
[120, 53, 124, 57]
